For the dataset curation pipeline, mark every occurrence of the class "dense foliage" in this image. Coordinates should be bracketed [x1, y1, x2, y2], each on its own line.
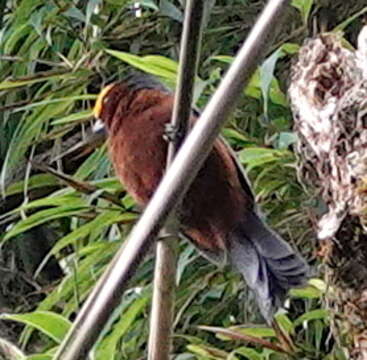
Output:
[0, 0, 366, 359]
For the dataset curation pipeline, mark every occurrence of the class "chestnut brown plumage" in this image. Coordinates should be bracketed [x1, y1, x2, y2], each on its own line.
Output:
[94, 73, 308, 321]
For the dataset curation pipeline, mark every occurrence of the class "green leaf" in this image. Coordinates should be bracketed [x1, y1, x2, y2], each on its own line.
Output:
[239, 147, 292, 171]
[159, 0, 183, 22]
[4, 206, 89, 240]
[47, 211, 135, 257]
[33, 242, 119, 319]
[105, 50, 207, 104]
[64, 7, 86, 22]
[73, 145, 109, 180]
[232, 347, 262, 360]
[281, 42, 300, 55]
[19, 194, 87, 210]
[333, 7, 367, 32]
[106, 50, 178, 81]
[290, 285, 322, 299]
[314, 320, 324, 351]
[0, 71, 91, 90]
[214, 326, 275, 342]
[276, 132, 297, 149]
[260, 48, 283, 117]
[309, 278, 327, 293]
[140, 0, 159, 11]
[86, 0, 102, 26]
[0, 312, 71, 344]
[51, 110, 93, 125]
[95, 293, 150, 360]
[291, 0, 314, 24]
[231, 327, 275, 339]
[1, 87, 90, 195]
[9, 0, 43, 28]
[294, 309, 329, 327]
[211, 55, 287, 106]
[5, 174, 59, 196]
[187, 344, 228, 359]
[222, 128, 252, 146]
[13, 95, 96, 113]
[3, 23, 31, 54]
[275, 312, 294, 335]
[176, 244, 196, 285]
[35, 211, 135, 276]
[211, 55, 233, 64]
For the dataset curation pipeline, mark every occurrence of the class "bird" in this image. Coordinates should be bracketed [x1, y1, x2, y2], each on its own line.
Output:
[93, 73, 308, 321]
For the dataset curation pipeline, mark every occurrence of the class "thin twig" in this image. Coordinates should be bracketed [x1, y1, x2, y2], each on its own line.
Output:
[31, 162, 123, 208]
[198, 325, 293, 355]
[0, 55, 68, 68]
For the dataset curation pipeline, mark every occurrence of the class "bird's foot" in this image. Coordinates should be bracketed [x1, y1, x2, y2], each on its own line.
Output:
[163, 123, 183, 143]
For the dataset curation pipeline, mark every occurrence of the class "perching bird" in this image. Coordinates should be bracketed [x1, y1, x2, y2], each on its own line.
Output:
[93, 73, 308, 321]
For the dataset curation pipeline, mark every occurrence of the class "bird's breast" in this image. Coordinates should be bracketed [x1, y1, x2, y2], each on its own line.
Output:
[108, 106, 168, 206]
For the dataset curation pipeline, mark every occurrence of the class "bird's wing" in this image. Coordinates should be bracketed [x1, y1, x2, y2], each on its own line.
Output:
[191, 108, 256, 205]
[218, 135, 256, 204]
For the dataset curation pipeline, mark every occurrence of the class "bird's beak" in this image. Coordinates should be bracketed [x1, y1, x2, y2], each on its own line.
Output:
[93, 119, 105, 133]
[48, 85, 115, 163]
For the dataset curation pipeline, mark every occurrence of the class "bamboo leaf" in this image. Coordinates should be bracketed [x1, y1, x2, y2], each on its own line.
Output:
[239, 147, 293, 171]
[4, 206, 89, 240]
[95, 293, 150, 360]
[51, 110, 93, 126]
[260, 48, 283, 117]
[187, 344, 228, 359]
[5, 174, 59, 196]
[47, 211, 136, 257]
[291, 0, 314, 24]
[106, 50, 177, 81]
[333, 7, 367, 32]
[294, 310, 329, 327]
[231, 347, 262, 360]
[0, 71, 91, 90]
[27, 355, 53, 360]
[0, 312, 71, 344]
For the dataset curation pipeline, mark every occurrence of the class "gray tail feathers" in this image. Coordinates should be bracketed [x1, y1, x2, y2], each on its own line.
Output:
[229, 211, 309, 322]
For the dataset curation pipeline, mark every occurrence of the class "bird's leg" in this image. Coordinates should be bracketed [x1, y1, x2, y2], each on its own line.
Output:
[163, 123, 184, 143]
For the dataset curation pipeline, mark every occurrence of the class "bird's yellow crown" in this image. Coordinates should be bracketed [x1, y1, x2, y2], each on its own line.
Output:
[94, 84, 115, 119]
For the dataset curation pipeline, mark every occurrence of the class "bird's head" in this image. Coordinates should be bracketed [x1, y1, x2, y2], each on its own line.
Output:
[93, 73, 170, 129]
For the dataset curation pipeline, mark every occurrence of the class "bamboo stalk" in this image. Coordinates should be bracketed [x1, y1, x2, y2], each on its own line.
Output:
[147, 0, 205, 358]
[148, 232, 178, 360]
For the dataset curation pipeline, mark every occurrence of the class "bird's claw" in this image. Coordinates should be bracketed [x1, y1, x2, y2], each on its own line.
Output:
[163, 123, 182, 143]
